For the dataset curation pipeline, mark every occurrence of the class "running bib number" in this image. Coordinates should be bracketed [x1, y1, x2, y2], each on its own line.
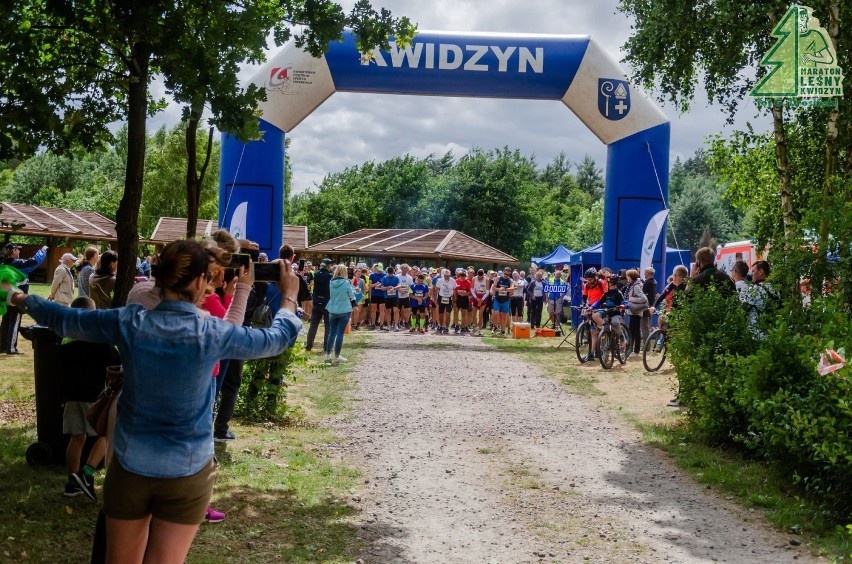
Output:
[414, 292, 424, 298]
[386, 288, 396, 296]
[498, 288, 507, 296]
[441, 297, 450, 305]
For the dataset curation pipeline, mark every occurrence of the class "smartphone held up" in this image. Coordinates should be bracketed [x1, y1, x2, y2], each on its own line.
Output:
[253, 262, 280, 282]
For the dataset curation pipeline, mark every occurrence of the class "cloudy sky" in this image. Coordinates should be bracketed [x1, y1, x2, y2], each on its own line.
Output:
[153, 0, 768, 193]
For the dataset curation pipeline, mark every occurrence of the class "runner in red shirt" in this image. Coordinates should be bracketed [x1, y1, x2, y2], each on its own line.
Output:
[454, 270, 473, 335]
[581, 268, 608, 359]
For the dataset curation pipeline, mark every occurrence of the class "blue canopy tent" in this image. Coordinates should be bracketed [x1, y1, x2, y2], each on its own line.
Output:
[531, 244, 573, 267]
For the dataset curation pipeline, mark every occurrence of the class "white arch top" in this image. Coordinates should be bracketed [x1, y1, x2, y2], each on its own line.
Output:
[249, 30, 668, 144]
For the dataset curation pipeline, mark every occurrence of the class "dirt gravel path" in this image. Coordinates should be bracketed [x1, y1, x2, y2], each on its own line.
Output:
[333, 332, 816, 563]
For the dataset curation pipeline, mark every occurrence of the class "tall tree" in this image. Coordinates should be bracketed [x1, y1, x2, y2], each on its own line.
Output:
[436, 147, 539, 259]
[540, 152, 572, 189]
[575, 154, 604, 200]
[142, 124, 220, 239]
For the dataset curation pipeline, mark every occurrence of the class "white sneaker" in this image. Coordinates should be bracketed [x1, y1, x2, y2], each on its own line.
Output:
[324, 354, 332, 364]
[334, 355, 348, 364]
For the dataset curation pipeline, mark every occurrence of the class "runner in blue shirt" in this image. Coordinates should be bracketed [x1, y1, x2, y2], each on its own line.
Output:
[380, 269, 401, 331]
[368, 264, 385, 330]
[409, 275, 430, 333]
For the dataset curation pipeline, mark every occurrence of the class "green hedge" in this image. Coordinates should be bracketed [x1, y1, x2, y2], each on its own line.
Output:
[669, 288, 852, 521]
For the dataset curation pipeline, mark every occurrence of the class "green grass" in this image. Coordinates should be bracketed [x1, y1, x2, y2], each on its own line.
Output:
[505, 462, 545, 490]
[0, 304, 366, 563]
[0, 284, 50, 399]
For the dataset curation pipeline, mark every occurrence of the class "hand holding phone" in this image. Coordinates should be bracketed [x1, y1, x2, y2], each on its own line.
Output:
[237, 266, 252, 286]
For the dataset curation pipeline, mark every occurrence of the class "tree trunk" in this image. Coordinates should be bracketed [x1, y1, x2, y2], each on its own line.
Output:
[185, 105, 200, 239]
[185, 102, 214, 239]
[112, 42, 150, 307]
[818, 2, 841, 278]
[770, 103, 795, 241]
[840, 118, 852, 309]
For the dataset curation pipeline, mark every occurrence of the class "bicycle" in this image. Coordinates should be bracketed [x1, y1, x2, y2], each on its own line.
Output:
[574, 307, 593, 363]
[597, 306, 631, 369]
[643, 325, 667, 372]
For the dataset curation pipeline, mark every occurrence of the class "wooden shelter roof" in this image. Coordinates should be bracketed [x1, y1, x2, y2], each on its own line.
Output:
[148, 217, 308, 250]
[0, 201, 117, 241]
[305, 229, 518, 265]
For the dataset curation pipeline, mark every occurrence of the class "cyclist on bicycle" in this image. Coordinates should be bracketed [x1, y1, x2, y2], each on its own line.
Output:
[583, 269, 626, 362]
[649, 264, 688, 318]
[648, 264, 688, 406]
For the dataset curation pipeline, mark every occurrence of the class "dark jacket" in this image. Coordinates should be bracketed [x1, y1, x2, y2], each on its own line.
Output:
[297, 275, 311, 303]
[525, 278, 544, 302]
[654, 281, 686, 309]
[642, 277, 657, 306]
[689, 265, 736, 298]
[311, 267, 332, 306]
[2, 248, 47, 292]
[89, 273, 116, 309]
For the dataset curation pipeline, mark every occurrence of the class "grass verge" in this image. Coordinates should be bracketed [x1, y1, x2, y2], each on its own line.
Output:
[488, 329, 852, 561]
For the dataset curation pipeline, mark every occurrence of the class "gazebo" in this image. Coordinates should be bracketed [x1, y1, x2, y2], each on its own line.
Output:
[304, 229, 518, 268]
[0, 201, 118, 282]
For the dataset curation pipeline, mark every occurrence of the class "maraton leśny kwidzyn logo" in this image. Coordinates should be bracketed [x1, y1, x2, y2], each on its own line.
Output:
[750, 5, 844, 109]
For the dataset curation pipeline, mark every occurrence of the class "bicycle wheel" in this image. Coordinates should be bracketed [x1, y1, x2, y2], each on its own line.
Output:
[617, 324, 631, 364]
[575, 322, 592, 363]
[643, 329, 667, 372]
[598, 330, 614, 369]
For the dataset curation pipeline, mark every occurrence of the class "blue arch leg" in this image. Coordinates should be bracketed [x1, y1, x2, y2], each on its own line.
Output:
[603, 123, 670, 290]
[219, 119, 286, 255]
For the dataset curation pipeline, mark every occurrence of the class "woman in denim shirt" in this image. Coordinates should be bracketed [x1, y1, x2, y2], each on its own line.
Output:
[8, 239, 302, 563]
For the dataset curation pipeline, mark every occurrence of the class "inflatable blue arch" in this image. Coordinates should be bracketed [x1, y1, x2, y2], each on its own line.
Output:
[220, 30, 670, 284]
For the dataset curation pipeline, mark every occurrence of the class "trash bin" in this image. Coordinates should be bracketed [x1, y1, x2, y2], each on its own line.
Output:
[19, 325, 65, 465]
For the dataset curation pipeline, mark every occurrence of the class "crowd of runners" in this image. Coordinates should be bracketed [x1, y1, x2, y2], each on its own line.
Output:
[294, 261, 572, 337]
[296, 246, 773, 358]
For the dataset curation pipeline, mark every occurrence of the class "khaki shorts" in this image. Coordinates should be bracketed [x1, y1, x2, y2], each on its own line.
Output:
[103, 458, 216, 525]
[63, 401, 96, 436]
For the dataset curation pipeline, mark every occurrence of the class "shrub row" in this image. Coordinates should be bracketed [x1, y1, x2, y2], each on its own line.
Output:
[668, 288, 852, 521]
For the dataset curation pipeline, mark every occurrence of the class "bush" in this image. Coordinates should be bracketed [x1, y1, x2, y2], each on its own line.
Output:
[234, 343, 307, 422]
[669, 287, 852, 521]
[667, 286, 755, 443]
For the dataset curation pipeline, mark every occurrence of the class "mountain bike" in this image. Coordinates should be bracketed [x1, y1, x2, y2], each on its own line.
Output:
[597, 306, 630, 369]
[643, 326, 667, 372]
[574, 307, 592, 363]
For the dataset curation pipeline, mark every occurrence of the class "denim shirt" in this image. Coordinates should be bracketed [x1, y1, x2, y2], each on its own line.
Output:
[25, 295, 301, 478]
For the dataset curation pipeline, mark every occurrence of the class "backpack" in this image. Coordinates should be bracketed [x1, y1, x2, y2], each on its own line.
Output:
[250, 302, 273, 328]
